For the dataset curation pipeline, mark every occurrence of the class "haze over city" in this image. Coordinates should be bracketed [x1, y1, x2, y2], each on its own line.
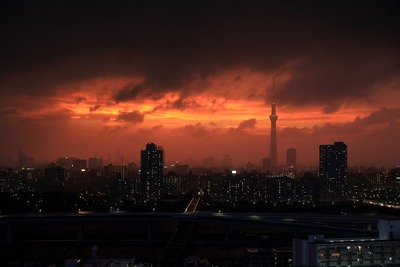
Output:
[1, 2, 400, 167]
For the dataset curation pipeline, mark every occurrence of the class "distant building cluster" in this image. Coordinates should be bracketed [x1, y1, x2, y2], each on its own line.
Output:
[0, 104, 399, 208]
[1, 141, 400, 210]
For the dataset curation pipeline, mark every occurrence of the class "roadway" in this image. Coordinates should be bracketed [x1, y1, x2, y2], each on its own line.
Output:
[1, 211, 397, 235]
[1, 210, 397, 224]
[184, 196, 201, 213]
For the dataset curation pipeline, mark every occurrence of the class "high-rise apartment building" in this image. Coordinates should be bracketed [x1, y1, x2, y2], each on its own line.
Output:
[286, 148, 297, 168]
[45, 163, 65, 191]
[140, 143, 164, 200]
[319, 141, 347, 202]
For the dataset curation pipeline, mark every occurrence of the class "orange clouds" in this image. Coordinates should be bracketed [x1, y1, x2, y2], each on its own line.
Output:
[1, 1, 400, 167]
[1, 71, 397, 167]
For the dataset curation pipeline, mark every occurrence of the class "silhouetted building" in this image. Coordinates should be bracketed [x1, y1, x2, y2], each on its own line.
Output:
[18, 150, 35, 168]
[88, 158, 103, 170]
[265, 175, 294, 202]
[163, 175, 180, 196]
[203, 157, 215, 168]
[388, 166, 400, 186]
[0, 169, 12, 192]
[262, 157, 271, 172]
[56, 157, 78, 169]
[245, 161, 255, 172]
[172, 162, 189, 176]
[244, 248, 275, 267]
[319, 141, 347, 202]
[45, 163, 65, 191]
[297, 172, 319, 203]
[110, 172, 133, 200]
[111, 165, 128, 179]
[286, 148, 297, 168]
[140, 143, 164, 200]
[269, 103, 278, 169]
[72, 159, 87, 172]
[218, 175, 250, 202]
[221, 155, 234, 169]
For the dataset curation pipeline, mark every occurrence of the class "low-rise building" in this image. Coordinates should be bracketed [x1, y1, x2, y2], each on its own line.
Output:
[293, 220, 400, 266]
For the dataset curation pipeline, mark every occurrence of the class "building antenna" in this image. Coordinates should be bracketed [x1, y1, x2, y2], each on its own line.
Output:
[273, 76, 276, 92]
[272, 66, 287, 96]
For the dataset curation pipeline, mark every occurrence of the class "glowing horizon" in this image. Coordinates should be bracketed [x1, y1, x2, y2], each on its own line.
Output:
[1, 2, 400, 167]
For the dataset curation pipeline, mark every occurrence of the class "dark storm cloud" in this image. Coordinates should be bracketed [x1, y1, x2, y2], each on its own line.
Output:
[101, 125, 130, 135]
[229, 118, 257, 134]
[1, 2, 399, 110]
[175, 123, 210, 139]
[116, 111, 145, 123]
[278, 108, 400, 166]
[74, 96, 87, 104]
[271, 45, 400, 112]
[169, 98, 201, 110]
[89, 105, 101, 112]
[280, 127, 307, 138]
[280, 108, 400, 141]
[354, 107, 400, 126]
[40, 109, 75, 121]
[308, 107, 400, 136]
[114, 83, 205, 112]
[138, 124, 164, 135]
[114, 83, 159, 102]
[114, 84, 142, 102]
[237, 118, 257, 131]
[149, 98, 202, 112]
[17, 109, 76, 123]
[0, 109, 18, 117]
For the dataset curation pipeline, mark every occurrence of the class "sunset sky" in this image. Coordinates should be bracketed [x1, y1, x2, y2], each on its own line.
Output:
[1, 2, 400, 167]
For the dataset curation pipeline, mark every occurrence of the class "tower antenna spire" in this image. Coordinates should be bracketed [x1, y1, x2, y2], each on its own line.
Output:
[273, 76, 276, 91]
[269, 71, 282, 170]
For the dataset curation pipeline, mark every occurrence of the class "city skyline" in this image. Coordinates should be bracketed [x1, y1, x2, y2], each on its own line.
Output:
[1, 2, 400, 167]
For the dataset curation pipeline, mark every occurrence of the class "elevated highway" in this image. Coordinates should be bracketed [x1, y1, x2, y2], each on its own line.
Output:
[1, 199, 398, 263]
[1, 210, 396, 243]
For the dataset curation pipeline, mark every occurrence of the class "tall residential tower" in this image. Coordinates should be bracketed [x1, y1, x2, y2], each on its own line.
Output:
[286, 147, 297, 168]
[269, 103, 278, 169]
[140, 143, 164, 200]
[319, 141, 348, 202]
